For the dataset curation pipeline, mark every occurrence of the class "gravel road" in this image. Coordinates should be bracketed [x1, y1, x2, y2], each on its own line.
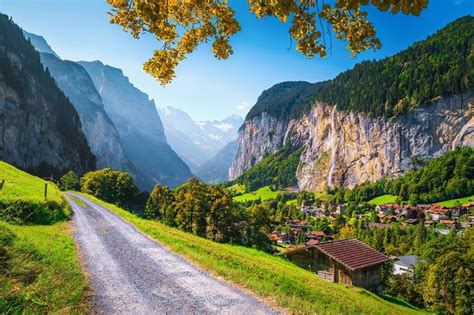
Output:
[66, 193, 277, 314]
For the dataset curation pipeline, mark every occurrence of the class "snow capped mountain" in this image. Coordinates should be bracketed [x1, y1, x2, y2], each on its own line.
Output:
[158, 107, 243, 171]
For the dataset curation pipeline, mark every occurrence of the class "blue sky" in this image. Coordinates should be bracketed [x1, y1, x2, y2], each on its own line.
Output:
[1, 0, 472, 120]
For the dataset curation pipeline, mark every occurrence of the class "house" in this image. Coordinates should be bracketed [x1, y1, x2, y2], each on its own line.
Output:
[307, 231, 325, 241]
[440, 220, 461, 229]
[424, 220, 434, 227]
[405, 218, 419, 225]
[393, 255, 417, 275]
[279, 239, 389, 293]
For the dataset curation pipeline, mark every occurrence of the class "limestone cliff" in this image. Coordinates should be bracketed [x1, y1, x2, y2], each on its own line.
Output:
[230, 90, 473, 190]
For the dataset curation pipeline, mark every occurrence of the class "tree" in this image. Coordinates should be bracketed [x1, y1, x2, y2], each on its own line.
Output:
[107, 0, 427, 84]
[81, 168, 138, 209]
[59, 171, 80, 191]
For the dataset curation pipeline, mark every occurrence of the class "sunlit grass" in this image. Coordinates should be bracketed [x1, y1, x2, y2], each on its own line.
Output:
[234, 186, 279, 202]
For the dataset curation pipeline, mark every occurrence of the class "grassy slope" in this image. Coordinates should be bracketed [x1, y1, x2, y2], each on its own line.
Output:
[234, 186, 279, 202]
[0, 161, 62, 204]
[0, 221, 88, 313]
[0, 162, 88, 313]
[369, 195, 398, 205]
[81, 193, 420, 315]
[436, 195, 474, 208]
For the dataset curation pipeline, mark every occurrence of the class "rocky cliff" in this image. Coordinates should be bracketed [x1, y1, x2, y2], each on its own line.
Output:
[79, 61, 192, 189]
[35, 52, 132, 172]
[230, 89, 473, 190]
[0, 15, 95, 177]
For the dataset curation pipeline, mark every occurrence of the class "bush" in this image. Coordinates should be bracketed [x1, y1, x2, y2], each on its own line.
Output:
[81, 169, 138, 209]
[59, 171, 80, 191]
[0, 200, 67, 225]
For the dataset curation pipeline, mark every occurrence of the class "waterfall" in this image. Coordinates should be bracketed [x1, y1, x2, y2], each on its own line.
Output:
[327, 106, 337, 188]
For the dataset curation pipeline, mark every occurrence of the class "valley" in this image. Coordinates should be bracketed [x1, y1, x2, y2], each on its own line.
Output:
[0, 6, 473, 315]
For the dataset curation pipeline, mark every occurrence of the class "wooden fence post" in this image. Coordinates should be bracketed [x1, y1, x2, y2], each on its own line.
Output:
[0, 179, 4, 191]
[44, 183, 48, 200]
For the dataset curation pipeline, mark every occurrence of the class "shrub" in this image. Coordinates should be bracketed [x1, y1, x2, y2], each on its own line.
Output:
[81, 169, 138, 209]
[59, 171, 80, 191]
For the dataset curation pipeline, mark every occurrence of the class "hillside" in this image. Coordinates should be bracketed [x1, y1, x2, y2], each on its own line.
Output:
[0, 14, 95, 178]
[0, 161, 88, 313]
[231, 16, 474, 191]
[246, 16, 473, 121]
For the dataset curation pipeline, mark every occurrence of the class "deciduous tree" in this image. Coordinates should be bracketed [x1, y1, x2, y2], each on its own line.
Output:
[107, 0, 427, 84]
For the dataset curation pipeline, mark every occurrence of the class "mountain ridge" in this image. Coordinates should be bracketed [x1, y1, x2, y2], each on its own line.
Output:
[0, 14, 95, 178]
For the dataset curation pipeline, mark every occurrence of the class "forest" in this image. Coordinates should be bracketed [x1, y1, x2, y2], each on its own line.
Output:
[232, 146, 303, 191]
[331, 147, 474, 205]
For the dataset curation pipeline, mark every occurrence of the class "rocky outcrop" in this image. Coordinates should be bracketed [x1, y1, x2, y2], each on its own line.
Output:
[230, 90, 474, 190]
[79, 61, 192, 189]
[0, 15, 95, 178]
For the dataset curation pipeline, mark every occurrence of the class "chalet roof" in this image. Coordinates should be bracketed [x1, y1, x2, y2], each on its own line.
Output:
[315, 239, 390, 271]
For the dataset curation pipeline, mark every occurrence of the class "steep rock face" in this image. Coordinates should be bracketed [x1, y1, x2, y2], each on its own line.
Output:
[79, 61, 192, 189]
[0, 15, 95, 177]
[230, 91, 474, 190]
[36, 52, 131, 172]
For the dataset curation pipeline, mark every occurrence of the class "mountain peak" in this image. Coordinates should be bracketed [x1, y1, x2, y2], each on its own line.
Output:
[23, 31, 60, 58]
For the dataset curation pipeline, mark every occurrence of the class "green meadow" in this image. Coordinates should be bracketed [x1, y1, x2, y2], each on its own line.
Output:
[0, 162, 88, 313]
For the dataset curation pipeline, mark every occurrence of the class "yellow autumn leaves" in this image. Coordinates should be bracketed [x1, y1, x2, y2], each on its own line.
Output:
[107, 0, 428, 85]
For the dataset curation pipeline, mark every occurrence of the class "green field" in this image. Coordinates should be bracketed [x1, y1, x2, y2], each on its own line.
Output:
[436, 195, 474, 208]
[83, 193, 420, 314]
[0, 162, 88, 313]
[233, 186, 279, 202]
[0, 161, 63, 205]
[369, 195, 398, 205]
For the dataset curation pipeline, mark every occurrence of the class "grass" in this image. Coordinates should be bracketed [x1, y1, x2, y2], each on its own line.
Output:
[0, 161, 63, 205]
[81, 193, 421, 315]
[233, 186, 279, 202]
[0, 162, 68, 224]
[369, 195, 398, 205]
[69, 194, 87, 208]
[435, 195, 474, 208]
[0, 161, 89, 313]
[0, 219, 88, 313]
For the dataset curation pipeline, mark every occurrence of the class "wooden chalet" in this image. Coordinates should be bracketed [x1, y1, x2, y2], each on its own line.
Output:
[279, 239, 390, 292]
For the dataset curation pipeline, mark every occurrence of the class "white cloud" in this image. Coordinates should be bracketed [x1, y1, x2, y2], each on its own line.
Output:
[236, 101, 249, 112]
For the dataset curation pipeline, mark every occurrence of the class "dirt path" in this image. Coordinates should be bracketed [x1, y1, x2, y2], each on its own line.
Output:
[66, 193, 276, 314]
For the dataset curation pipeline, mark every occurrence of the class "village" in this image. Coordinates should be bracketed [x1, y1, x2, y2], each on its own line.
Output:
[269, 199, 474, 292]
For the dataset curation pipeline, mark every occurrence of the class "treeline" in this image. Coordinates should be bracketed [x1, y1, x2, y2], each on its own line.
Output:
[332, 147, 474, 204]
[245, 16, 472, 124]
[339, 218, 473, 314]
[232, 146, 303, 191]
[60, 168, 143, 210]
[315, 16, 473, 118]
[145, 178, 273, 250]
